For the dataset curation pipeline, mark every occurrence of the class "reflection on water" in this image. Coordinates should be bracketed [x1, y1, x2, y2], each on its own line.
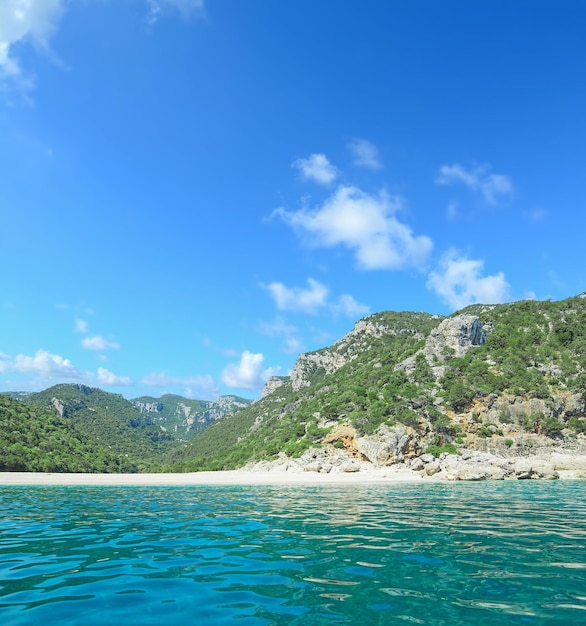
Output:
[1, 482, 586, 625]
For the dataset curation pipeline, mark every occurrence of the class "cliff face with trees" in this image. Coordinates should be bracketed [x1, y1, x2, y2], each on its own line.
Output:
[2, 294, 586, 475]
[1, 386, 251, 472]
[0, 394, 137, 473]
[163, 294, 586, 472]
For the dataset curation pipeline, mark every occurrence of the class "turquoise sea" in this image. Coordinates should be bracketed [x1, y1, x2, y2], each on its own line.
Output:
[1, 481, 586, 625]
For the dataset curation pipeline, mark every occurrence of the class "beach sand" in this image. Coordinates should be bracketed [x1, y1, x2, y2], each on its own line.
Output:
[0, 467, 426, 486]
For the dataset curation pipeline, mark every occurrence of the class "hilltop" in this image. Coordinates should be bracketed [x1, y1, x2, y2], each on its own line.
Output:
[1, 385, 250, 472]
[3, 293, 586, 479]
[162, 294, 586, 479]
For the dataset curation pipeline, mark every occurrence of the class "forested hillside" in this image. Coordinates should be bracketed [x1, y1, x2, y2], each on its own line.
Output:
[163, 294, 586, 471]
[131, 393, 252, 440]
[0, 394, 136, 472]
[23, 384, 175, 462]
[3, 294, 586, 475]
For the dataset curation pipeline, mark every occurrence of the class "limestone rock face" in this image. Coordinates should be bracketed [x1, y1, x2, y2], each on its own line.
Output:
[355, 425, 415, 467]
[51, 397, 86, 417]
[395, 314, 488, 375]
[52, 397, 65, 417]
[405, 450, 586, 481]
[133, 401, 163, 413]
[69, 384, 92, 395]
[290, 352, 347, 390]
[456, 392, 586, 448]
[261, 376, 289, 398]
[192, 396, 251, 427]
[297, 447, 362, 473]
[424, 314, 487, 361]
[290, 316, 424, 390]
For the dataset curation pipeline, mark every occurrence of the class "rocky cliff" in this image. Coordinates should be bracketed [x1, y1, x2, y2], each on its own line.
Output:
[170, 294, 586, 479]
[131, 394, 252, 440]
[288, 311, 441, 391]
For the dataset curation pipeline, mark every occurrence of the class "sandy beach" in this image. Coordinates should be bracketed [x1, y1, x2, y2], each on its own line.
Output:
[0, 467, 426, 486]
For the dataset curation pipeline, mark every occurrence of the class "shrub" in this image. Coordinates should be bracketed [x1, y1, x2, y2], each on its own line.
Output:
[568, 417, 586, 434]
[541, 416, 563, 438]
[425, 442, 459, 458]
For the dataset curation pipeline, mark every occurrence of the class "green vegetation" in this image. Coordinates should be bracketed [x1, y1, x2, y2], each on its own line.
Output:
[129, 394, 250, 440]
[0, 394, 136, 472]
[165, 295, 586, 470]
[425, 442, 459, 458]
[22, 384, 176, 468]
[3, 294, 586, 473]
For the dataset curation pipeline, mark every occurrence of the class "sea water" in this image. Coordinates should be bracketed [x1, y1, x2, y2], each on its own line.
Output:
[1, 481, 585, 625]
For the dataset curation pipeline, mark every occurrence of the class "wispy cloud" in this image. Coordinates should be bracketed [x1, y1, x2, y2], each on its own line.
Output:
[331, 293, 370, 318]
[1, 1, 205, 97]
[81, 335, 120, 351]
[221, 350, 277, 390]
[141, 371, 219, 398]
[436, 163, 513, 204]
[264, 278, 329, 314]
[146, 0, 205, 25]
[0, 0, 65, 97]
[0, 349, 81, 379]
[348, 139, 381, 170]
[525, 208, 547, 222]
[259, 317, 306, 355]
[75, 318, 89, 333]
[274, 185, 432, 270]
[95, 367, 133, 387]
[292, 153, 338, 185]
[427, 250, 511, 310]
[263, 277, 369, 319]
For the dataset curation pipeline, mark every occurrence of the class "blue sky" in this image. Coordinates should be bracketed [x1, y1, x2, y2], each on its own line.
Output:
[1, 0, 585, 400]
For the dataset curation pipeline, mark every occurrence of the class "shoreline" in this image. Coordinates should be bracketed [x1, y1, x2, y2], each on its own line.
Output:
[2, 450, 586, 486]
[0, 467, 427, 486]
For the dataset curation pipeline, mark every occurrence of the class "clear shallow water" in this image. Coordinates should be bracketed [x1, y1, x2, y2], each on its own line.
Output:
[1, 482, 586, 625]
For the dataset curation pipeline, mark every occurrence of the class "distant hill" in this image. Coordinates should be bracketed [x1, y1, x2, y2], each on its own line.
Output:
[163, 294, 586, 471]
[130, 394, 252, 440]
[1, 385, 252, 472]
[4, 293, 586, 475]
[0, 394, 136, 473]
[21, 384, 175, 466]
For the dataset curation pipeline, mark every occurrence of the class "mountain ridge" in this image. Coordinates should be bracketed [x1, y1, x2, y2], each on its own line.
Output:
[3, 293, 586, 479]
[162, 294, 586, 476]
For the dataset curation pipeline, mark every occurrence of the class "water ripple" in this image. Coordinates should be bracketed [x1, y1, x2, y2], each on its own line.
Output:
[1, 482, 586, 624]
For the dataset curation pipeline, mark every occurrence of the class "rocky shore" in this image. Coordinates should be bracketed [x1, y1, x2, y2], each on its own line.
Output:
[248, 446, 586, 481]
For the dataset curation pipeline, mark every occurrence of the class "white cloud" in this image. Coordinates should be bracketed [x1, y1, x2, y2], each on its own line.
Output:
[81, 335, 120, 351]
[264, 277, 329, 314]
[75, 318, 88, 333]
[95, 367, 133, 387]
[4, 349, 82, 379]
[0, 0, 65, 94]
[1, 1, 205, 96]
[263, 278, 370, 321]
[526, 208, 547, 222]
[332, 293, 370, 318]
[0, 352, 12, 373]
[260, 317, 306, 355]
[292, 153, 338, 185]
[348, 139, 381, 170]
[146, 0, 205, 24]
[436, 163, 513, 204]
[427, 251, 511, 310]
[140, 372, 219, 398]
[274, 185, 433, 270]
[221, 350, 277, 390]
[447, 202, 458, 219]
